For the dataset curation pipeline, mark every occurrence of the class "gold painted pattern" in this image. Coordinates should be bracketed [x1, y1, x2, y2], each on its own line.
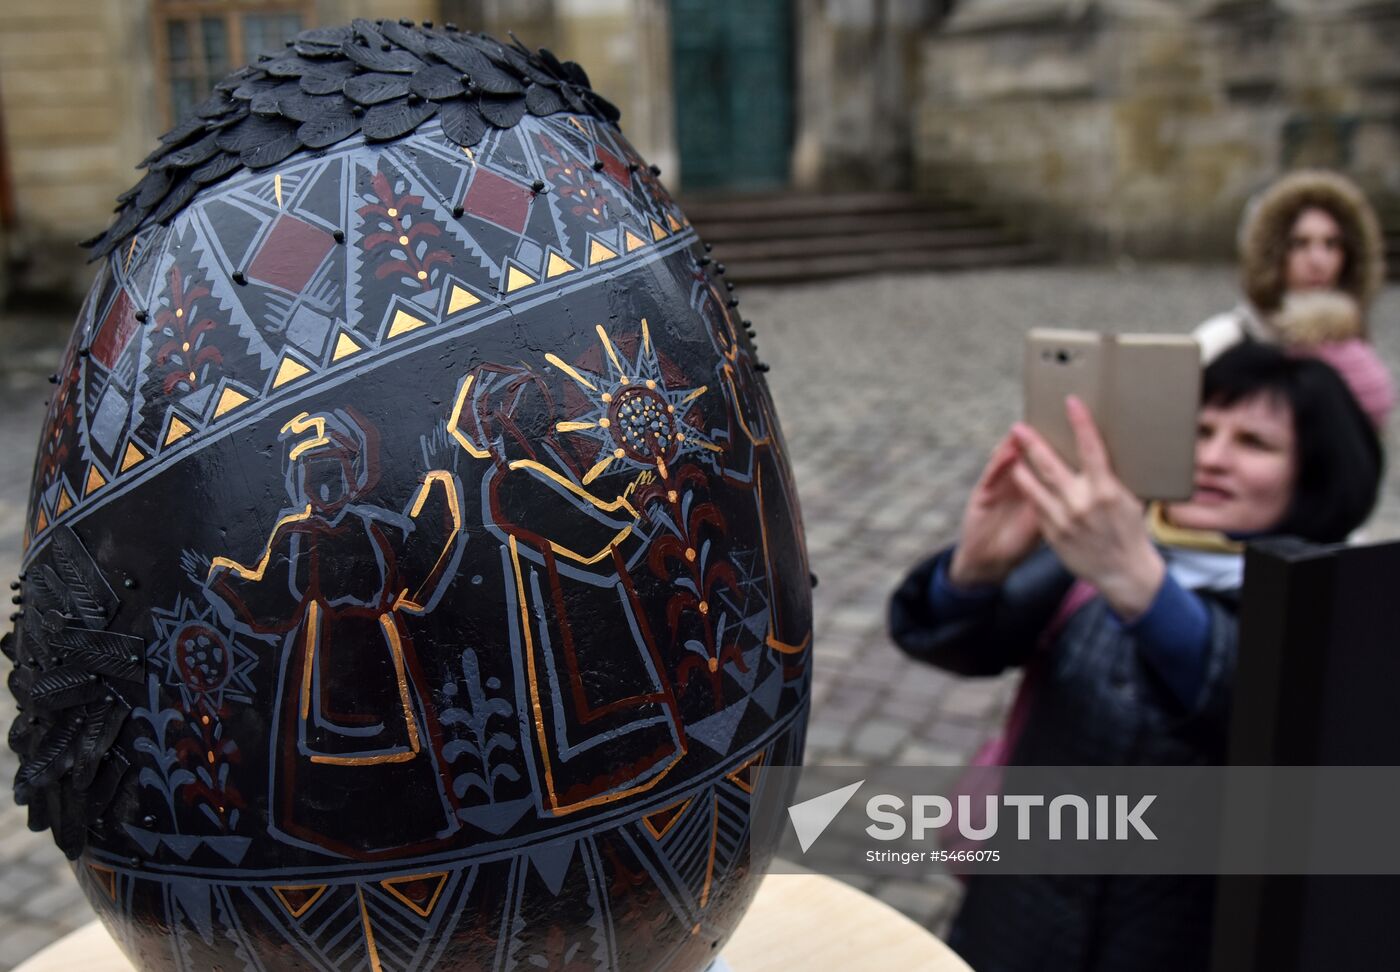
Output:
[299, 600, 319, 720]
[391, 471, 464, 612]
[88, 864, 117, 901]
[506, 459, 638, 565]
[25, 196, 689, 553]
[307, 614, 422, 766]
[510, 536, 683, 816]
[281, 412, 329, 461]
[446, 374, 492, 459]
[379, 871, 449, 918]
[547, 353, 598, 392]
[595, 324, 627, 379]
[209, 505, 313, 580]
[357, 886, 385, 972]
[642, 796, 693, 840]
[700, 794, 720, 908]
[272, 883, 328, 919]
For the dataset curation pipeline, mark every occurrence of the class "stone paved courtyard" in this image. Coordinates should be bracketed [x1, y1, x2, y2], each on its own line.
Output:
[2, 264, 1399, 967]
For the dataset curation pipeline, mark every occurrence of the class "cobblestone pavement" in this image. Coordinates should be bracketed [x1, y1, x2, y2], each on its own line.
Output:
[2, 265, 1399, 966]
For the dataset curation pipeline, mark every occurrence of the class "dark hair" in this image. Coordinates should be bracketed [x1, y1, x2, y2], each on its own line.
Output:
[1202, 341, 1383, 542]
[1253, 198, 1369, 313]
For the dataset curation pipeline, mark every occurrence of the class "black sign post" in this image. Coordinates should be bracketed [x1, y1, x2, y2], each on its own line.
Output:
[1212, 537, 1400, 971]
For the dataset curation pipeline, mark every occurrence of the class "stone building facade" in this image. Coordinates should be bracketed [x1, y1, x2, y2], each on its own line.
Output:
[915, 0, 1400, 256]
[0, 0, 687, 298]
[0, 0, 440, 297]
[0, 0, 1396, 298]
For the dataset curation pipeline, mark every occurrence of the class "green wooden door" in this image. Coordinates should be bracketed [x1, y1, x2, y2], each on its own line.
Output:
[671, 0, 794, 191]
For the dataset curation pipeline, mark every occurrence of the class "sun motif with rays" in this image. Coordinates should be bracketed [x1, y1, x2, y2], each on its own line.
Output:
[547, 319, 721, 486]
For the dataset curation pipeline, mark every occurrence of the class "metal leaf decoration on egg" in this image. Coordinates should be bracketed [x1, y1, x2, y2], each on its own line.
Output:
[410, 64, 469, 101]
[344, 72, 414, 106]
[438, 100, 489, 148]
[7, 18, 812, 972]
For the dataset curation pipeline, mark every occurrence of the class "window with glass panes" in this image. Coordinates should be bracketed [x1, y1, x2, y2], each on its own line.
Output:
[155, 3, 314, 124]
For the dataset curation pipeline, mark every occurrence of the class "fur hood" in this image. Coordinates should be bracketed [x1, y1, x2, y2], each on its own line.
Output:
[1239, 169, 1386, 316]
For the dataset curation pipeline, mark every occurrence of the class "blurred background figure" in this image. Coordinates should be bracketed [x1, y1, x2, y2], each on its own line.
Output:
[889, 342, 1383, 971]
[1195, 169, 1396, 427]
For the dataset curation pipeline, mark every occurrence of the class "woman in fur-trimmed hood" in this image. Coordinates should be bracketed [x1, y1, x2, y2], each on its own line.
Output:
[1194, 169, 1394, 427]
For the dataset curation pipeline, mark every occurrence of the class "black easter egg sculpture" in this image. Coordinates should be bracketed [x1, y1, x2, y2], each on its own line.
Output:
[3, 20, 812, 971]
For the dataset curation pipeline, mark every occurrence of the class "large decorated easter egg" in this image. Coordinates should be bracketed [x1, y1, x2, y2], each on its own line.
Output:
[3, 20, 811, 970]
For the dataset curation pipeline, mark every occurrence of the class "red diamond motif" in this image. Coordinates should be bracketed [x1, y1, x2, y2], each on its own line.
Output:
[462, 169, 533, 235]
[597, 148, 630, 188]
[247, 215, 335, 293]
[90, 290, 138, 369]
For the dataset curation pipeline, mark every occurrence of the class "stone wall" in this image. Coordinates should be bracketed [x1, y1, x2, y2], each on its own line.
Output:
[330, 0, 438, 26]
[0, 0, 437, 301]
[793, 0, 945, 191]
[0, 1, 156, 297]
[14, 0, 1395, 295]
[914, 0, 1400, 258]
[0, 0, 682, 302]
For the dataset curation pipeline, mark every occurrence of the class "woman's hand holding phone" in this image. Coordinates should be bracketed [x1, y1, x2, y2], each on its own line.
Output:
[949, 431, 1044, 588]
[1010, 395, 1165, 620]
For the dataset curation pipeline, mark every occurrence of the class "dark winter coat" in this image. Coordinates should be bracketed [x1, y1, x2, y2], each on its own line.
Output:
[888, 546, 1242, 972]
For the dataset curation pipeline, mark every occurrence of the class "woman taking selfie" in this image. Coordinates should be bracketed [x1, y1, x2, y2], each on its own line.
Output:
[888, 342, 1382, 971]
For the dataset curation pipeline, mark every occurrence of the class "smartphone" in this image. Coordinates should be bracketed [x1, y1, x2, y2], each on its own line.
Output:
[1024, 329, 1201, 500]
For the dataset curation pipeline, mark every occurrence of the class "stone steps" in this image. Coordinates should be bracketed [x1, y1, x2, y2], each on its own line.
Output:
[680, 191, 973, 222]
[710, 241, 1052, 286]
[695, 209, 1000, 244]
[712, 226, 1024, 262]
[678, 191, 1052, 285]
